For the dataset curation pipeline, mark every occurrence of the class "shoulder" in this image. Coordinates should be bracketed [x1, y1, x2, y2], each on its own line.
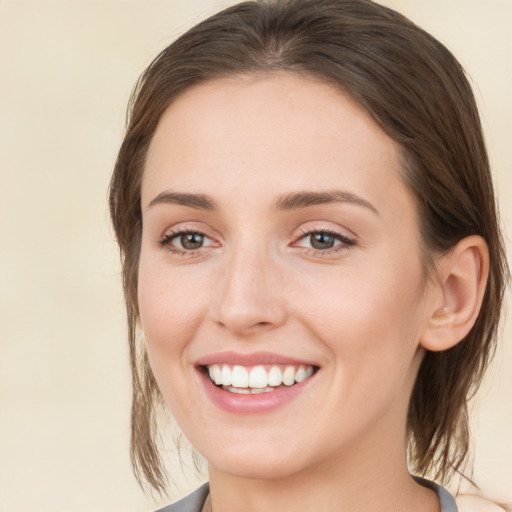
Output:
[456, 494, 510, 512]
[154, 483, 210, 512]
[415, 477, 510, 512]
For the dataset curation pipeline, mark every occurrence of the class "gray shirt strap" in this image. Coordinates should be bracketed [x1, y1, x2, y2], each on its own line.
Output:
[415, 476, 459, 512]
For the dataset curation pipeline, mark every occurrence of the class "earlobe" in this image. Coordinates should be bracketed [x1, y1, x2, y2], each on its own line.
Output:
[420, 235, 489, 352]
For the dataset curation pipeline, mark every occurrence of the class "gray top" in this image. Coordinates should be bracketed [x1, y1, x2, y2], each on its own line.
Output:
[415, 477, 458, 512]
[156, 478, 458, 512]
[157, 484, 209, 512]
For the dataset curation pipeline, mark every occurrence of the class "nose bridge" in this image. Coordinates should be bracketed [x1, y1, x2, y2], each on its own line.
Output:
[213, 235, 286, 335]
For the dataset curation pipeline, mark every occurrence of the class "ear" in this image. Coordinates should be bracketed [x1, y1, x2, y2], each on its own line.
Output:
[420, 235, 489, 352]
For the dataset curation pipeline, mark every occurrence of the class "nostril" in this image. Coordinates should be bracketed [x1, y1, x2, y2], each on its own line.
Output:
[215, 316, 281, 335]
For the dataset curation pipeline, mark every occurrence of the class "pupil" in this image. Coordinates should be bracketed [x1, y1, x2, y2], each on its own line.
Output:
[181, 233, 203, 250]
[311, 232, 335, 249]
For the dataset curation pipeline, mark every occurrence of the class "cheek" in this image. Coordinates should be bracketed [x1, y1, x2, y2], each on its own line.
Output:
[136, 264, 211, 422]
[292, 257, 425, 376]
[137, 260, 210, 370]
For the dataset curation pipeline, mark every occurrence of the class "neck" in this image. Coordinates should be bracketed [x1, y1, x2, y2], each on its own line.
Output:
[207, 434, 438, 512]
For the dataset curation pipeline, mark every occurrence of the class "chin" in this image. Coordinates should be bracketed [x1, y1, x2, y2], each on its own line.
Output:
[201, 438, 314, 481]
[213, 458, 304, 481]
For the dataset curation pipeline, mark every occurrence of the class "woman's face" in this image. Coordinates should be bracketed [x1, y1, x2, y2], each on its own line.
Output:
[138, 74, 436, 480]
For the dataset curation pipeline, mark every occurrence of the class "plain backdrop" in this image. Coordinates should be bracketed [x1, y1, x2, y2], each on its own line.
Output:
[0, 1, 510, 511]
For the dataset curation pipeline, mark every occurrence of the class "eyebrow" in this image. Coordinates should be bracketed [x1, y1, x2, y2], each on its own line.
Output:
[148, 191, 216, 210]
[275, 190, 379, 215]
[147, 189, 378, 215]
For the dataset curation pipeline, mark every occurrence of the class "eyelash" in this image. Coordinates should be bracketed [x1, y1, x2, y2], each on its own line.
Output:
[158, 228, 212, 256]
[158, 227, 356, 256]
[294, 227, 356, 256]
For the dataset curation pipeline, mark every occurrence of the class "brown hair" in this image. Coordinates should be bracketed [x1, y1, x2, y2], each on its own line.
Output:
[109, 0, 509, 494]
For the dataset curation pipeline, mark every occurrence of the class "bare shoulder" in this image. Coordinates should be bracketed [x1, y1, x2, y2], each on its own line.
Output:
[456, 494, 511, 512]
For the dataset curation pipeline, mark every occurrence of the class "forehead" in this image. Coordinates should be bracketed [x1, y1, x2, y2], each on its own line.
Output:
[142, 73, 408, 214]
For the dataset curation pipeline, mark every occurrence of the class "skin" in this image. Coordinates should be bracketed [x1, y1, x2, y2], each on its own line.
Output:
[138, 74, 444, 511]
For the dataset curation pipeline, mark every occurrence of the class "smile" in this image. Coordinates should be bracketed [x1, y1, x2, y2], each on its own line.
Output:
[206, 364, 316, 394]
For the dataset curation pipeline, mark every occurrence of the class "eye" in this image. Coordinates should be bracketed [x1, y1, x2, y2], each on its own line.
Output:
[294, 229, 355, 253]
[308, 232, 339, 250]
[159, 229, 216, 253]
[175, 232, 207, 250]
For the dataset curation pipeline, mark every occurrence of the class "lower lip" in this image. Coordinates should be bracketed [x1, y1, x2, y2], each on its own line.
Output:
[198, 368, 316, 414]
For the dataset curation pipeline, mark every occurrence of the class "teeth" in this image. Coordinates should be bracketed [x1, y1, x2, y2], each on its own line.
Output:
[224, 386, 251, 394]
[208, 365, 223, 385]
[250, 387, 275, 394]
[296, 366, 313, 382]
[268, 366, 282, 386]
[231, 365, 249, 387]
[222, 365, 232, 386]
[249, 366, 267, 388]
[206, 363, 315, 390]
[282, 366, 295, 386]
[222, 386, 277, 394]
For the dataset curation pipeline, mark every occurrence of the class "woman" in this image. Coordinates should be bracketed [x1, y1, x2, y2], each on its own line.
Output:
[109, 1, 509, 511]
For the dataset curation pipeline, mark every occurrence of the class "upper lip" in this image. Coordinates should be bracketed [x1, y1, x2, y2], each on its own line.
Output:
[195, 351, 317, 367]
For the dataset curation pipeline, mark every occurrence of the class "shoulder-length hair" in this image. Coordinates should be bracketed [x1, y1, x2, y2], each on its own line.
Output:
[109, 0, 509, 494]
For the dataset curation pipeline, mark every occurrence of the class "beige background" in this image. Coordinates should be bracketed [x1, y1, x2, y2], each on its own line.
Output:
[0, 1, 510, 511]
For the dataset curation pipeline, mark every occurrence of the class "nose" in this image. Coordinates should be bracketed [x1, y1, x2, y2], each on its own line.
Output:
[212, 244, 287, 337]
